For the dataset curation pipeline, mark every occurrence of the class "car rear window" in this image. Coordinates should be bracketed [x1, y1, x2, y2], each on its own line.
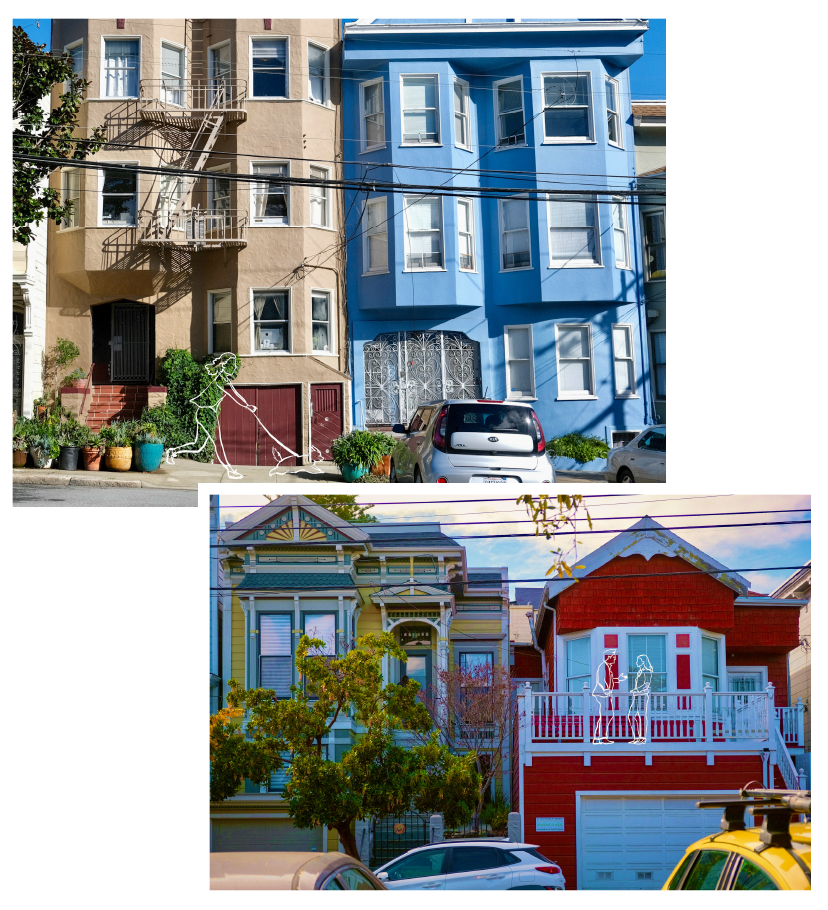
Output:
[448, 403, 534, 437]
[513, 848, 553, 864]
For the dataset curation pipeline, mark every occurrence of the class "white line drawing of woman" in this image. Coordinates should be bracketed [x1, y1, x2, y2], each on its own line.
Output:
[627, 654, 653, 744]
[592, 650, 627, 744]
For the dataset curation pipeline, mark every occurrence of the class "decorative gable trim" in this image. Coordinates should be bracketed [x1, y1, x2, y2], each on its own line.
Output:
[220, 495, 371, 545]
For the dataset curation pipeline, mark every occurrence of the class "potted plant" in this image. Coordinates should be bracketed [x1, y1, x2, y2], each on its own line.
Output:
[61, 368, 87, 389]
[133, 423, 166, 473]
[331, 430, 395, 482]
[51, 336, 80, 398]
[81, 429, 105, 471]
[57, 419, 86, 470]
[100, 420, 135, 471]
[13, 417, 32, 467]
[29, 430, 59, 469]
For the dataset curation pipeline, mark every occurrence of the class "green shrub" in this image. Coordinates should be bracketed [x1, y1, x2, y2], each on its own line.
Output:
[99, 420, 137, 447]
[330, 430, 395, 469]
[60, 368, 86, 387]
[546, 433, 610, 464]
[480, 789, 510, 834]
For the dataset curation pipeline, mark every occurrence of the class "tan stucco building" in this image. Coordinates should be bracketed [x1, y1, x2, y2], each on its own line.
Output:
[46, 19, 349, 464]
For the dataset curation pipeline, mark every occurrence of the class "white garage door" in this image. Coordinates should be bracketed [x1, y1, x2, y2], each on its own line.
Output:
[211, 818, 324, 853]
[579, 795, 734, 890]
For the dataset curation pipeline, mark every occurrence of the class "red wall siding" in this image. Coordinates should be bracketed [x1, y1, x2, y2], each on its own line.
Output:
[523, 753, 763, 890]
[512, 647, 543, 679]
[728, 605, 800, 650]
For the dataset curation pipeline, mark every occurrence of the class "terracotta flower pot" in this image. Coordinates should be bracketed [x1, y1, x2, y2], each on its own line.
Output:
[71, 379, 86, 389]
[13, 449, 27, 467]
[370, 454, 391, 477]
[81, 446, 104, 470]
[105, 445, 133, 471]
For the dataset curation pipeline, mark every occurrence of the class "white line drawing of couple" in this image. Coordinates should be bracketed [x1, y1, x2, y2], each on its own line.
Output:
[627, 654, 654, 744]
[592, 649, 627, 744]
[592, 650, 653, 744]
[164, 352, 325, 479]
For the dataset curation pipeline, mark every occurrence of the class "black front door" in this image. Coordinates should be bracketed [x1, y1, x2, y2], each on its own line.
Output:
[111, 303, 151, 382]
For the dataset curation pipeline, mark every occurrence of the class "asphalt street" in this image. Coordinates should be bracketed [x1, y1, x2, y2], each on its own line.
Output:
[13, 485, 198, 506]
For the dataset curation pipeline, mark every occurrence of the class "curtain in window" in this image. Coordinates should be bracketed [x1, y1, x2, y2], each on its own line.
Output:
[549, 197, 596, 261]
[269, 755, 291, 793]
[308, 44, 326, 103]
[557, 326, 591, 393]
[402, 76, 437, 142]
[311, 293, 330, 352]
[253, 164, 287, 221]
[260, 614, 292, 696]
[363, 82, 384, 146]
[253, 291, 288, 351]
[251, 38, 287, 97]
[104, 39, 139, 97]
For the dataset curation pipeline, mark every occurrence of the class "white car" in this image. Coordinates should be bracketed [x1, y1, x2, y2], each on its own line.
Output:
[373, 840, 566, 890]
[605, 424, 666, 483]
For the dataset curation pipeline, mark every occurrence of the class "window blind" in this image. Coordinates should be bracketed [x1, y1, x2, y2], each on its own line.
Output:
[548, 197, 596, 261]
[260, 615, 292, 696]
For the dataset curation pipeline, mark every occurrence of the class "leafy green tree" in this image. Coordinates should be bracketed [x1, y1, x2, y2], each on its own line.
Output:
[13, 25, 106, 244]
[210, 632, 480, 859]
[305, 495, 378, 523]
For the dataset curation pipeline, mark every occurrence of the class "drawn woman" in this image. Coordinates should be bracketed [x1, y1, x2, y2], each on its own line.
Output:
[627, 654, 653, 744]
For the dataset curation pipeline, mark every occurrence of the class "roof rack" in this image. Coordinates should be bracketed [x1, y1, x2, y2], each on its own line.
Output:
[696, 785, 811, 846]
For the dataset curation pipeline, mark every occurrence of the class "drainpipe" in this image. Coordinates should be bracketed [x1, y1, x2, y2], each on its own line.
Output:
[526, 608, 549, 690]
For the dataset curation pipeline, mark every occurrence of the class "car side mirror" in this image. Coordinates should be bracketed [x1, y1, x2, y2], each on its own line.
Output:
[391, 424, 406, 434]
[376, 871, 389, 882]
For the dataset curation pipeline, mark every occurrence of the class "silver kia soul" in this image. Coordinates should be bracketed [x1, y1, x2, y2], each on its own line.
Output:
[390, 399, 555, 483]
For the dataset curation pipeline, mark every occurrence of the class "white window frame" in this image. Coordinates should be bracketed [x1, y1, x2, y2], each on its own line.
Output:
[403, 194, 446, 271]
[309, 164, 332, 229]
[701, 635, 721, 692]
[457, 197, 476, 272]
[307, 40, 330, 106]
[605, 75, 623, 148]
[249, 287, 292, 355]
[498, 196, 532, 272]
[206, 163, 231, 214]
[400, 73, 441, 146]
[554, 323, 596, 400]
[546, 194, 602, 268]
[100, 35, 142, 99]
[725, 666, 768, 692]
[611, 323, 638, 400]
[363, 196, 389, 275]
[493, 74, 527, 149]
[453, 77, 471, 150]
[541, 70, 594, 143]
[64, 39, 83, 93]
[249, 35, 289, 100]
[208, 288, 233, 355]
[504, 324, 536, 400]
[160, 39, 186, 106]
[612, 196, 631, 269]
[97, 162, 139, 227]
[61, 167, 81, 230]
[250, 160, 290, 226]
[359, 77, 385, 152]
[310, 287, 336, 355]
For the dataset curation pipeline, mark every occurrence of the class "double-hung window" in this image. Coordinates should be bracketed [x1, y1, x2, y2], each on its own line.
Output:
[401, 75, 440, 144]
[209, 42, 231, 104]
[364, 197, 388, 273]
[542, 73, 592, 141]
[209, 290, 232, 354]
[100, 166, 137, 226]
[360, 79, 385, 150]
[268, 755, 292, 794]
[605, 76, 622, 146]
[457, 198, 475, 270]
[251, 37, 287, 98]
[303, 613, 337, 655]
[643, 209, 666, 279]
[702, 637, 719, 691]
[494, 76, 525, 146]
[651, 332, 666, 398]
[103, 38, 140, 97]
[308, 42, 329, 105]
[612, 324, 637, 398]
[404, 195, 443, 269]
[208, 167, 231, 230]
[159, 174, 184, 232]
[259, 614, 293, 696]
[627, 634, 667, 694]
[252, 289, 289, 352]
[161, 42, 185, 105]
[454, 78, 471, 148]
[61, 168, 81, 228]
[64, 40, 83, 93]
[555, 324, 595, 398]
[566, 637, 591, 691]
[612, 196, 630, 268]
[499, 197, 531, 270]
[311, 290, 332, 352]
[547, 194, 601, 266]
[504, 325, 535, 399]
[252, 163, 288, 224]
[309, 165, 330, 227]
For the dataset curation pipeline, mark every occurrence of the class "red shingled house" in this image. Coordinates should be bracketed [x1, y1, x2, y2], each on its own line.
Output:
[512, 517, 807, 890]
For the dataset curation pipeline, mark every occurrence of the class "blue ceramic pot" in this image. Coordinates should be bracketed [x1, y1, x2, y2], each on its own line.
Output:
[134, 442, 164, 472]
[340, 463, 368, 483]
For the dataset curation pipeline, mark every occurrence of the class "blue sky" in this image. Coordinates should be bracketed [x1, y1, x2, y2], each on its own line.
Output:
[14, 18, 51, 47]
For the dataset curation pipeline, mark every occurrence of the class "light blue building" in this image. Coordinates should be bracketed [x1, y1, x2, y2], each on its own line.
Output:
[342, 18, 658, 469]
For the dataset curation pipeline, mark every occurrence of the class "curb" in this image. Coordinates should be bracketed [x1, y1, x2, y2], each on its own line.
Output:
[13, 471, 142, 488]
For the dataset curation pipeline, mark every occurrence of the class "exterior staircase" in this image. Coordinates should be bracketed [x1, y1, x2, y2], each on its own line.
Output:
[86, 385, 149, 431]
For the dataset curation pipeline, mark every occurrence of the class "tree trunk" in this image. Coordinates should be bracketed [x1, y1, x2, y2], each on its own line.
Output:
[335, 821, 360, 860]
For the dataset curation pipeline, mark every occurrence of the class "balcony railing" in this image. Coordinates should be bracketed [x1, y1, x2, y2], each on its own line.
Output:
[138, 79, 248, 125]
[139, 209, 248, 248]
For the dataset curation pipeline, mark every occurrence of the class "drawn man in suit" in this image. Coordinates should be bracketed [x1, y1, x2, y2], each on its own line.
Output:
[592, 650, 626, 744]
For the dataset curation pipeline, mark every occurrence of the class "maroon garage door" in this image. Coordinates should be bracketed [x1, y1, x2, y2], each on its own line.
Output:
[214, 386, 301, 467]
[311, 384, 343, 461]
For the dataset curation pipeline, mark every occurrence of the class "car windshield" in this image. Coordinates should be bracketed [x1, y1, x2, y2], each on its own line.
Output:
[447, 403, 534, 437]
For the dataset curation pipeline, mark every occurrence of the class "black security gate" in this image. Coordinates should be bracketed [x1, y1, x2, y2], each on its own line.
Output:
[370, 811, 431, 868]
[13, 310, 24, 417]
[111, 303, 151, 382]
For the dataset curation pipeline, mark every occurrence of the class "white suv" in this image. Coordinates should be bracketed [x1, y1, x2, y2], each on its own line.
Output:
[373, 840, 566, 890]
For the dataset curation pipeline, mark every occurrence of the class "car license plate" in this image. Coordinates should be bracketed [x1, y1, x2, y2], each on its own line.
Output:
[471, 476, 511, 483]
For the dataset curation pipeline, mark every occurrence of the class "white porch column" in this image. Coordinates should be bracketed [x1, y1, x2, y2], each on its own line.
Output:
[796, 697, 805, 748]
[337, 595, 345, 654]
[582, 682, 590, 744]
[766, 682, 777, 775]
[524, 682, 533, 757]
[704, 682, 713, 745]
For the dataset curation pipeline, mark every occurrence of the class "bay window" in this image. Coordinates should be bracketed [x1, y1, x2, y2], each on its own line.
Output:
[364, 197, 388, 272]
[103, 38, 140, 98]
[259, 614, 293, 696]
[627, 634, 667, 693]
[566, 637, 591, 691]
[100, 166, 137, 226]
[612, 196, 630, 268]
[454, 78, 470, 148]
[643, 209, 666, 280]
[401, 75, 440, 144]
[606, 76, 622, 146]
[64, 40, 83, 93]
[360, 79, 385, 150]
[547, 195, 601, 266]
[251, 37, 287, 98]
[309, 165, 330, 227]
[209, 290, 232, 354]
[303, 613, 337, 655]
[252, 289, 289, 352]
[61, 168, 80, 228]
[308, 42, 329, 105]
[251, 162, 288, 224]
[161, 42, 184, 105]
[499, 197, 531, 270]
[457, 197, 475, 270]
[311, 290, 332, 352]
[702, 637, 719, 691]
[651, 332, 666, 398]
[494, 76, 525, 146]
[542, 72, 592, 141]
[404, 195, 443, 269]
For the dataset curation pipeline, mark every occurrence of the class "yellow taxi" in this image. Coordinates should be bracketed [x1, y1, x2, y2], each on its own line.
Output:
[663, 787, 811, 891]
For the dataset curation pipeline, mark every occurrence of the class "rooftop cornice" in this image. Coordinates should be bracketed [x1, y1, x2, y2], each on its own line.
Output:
[345, 19, 649, 36]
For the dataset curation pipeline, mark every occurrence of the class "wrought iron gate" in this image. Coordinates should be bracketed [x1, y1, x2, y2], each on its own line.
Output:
[370, 811, 431, 868]
[363, 330, 481, 426]
[111, 304, 151, 382]
[13, 310, 24, 417]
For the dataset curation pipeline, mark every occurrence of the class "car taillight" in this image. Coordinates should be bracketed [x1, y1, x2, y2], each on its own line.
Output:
[536, 865, 562, 875]
[437, 477, 448, 483]
[531, 413, 546, 454]
[432, 406, 449, 452]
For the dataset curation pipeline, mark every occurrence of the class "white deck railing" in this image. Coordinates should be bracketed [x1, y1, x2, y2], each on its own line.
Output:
[139, 79, 247, 117]
[775, 701, 806, 746]
[139, 209, 248, 246]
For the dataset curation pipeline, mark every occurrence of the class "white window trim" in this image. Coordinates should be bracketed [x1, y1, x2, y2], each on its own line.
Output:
[554, 322, 595, 400]
[307, 40, 331, 107]
[605, 75, 623, 148]
[97, 162, 139, 227]
[547, 194, 603, 268]
[208, 288, 232, 355]
[611, 195, 631, 269]
[362, 196, 389, 275]
[249, 35, 289, 100]
[205, 163, 231, 212]
[540, 70, 595, 144]
[160, 38, 186, 103]
[100, 35, 142, 99]
[453, 77, 471, 150]
[504, 324, 536, 400]
[64, 38, 83, 92]
[208, 38, 231, 82]
[359, 77, 386, 152]
[498, 196, 533, 272]
[493, 74, 527, 150]
[309, 163, 332, 229]
[250, 160, 290, 226]
[725, 666, 768, 691]
[61, 167, 81, 230]
[611, 323, 638, 400]
[310, 286, 337, 355]
[249, 287, 292, 356]
[457, 196, 476, 272]
[402, 194, 446, 272]
[400, 73, 442, 146]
